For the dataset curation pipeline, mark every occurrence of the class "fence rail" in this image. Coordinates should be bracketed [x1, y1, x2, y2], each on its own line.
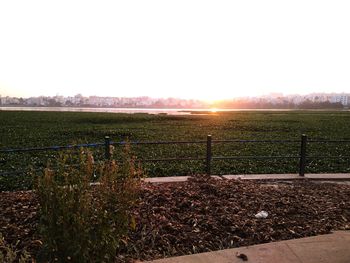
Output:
[0, 143, 105, 153]
[1, 135, 350, 177]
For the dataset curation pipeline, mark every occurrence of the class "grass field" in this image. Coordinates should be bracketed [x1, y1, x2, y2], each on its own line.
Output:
[1, 110, 350, 190]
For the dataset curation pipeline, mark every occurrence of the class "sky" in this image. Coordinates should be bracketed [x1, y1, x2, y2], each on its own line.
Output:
[0, 0, 350, 101]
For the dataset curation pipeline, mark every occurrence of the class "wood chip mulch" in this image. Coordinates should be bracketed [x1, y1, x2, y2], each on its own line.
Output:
[1, 176, 350, 262]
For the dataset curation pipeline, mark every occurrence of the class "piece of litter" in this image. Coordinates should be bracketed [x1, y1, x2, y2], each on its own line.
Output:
[255, 211, 268, 219]
[236, 252, 248, 261]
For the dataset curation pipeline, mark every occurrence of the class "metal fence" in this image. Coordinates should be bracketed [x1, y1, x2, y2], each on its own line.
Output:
[1, 134, 350, 177]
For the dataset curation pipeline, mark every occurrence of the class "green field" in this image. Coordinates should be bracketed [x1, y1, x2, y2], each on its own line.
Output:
[1, 110, 350, 190]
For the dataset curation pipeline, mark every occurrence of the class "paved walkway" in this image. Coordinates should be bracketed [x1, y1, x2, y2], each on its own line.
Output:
[147, 231, 350, 263]
[144, 173, 350, 183]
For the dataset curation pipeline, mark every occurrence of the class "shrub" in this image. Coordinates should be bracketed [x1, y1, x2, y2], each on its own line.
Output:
[36, 146, 142, 262]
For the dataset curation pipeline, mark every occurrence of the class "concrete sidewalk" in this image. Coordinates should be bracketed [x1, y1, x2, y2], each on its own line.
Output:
[147, 231, 350, 263]
[144, 173, 350, 184]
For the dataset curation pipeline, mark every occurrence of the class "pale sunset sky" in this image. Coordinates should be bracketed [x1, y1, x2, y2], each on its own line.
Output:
[0, 0, 349, 101]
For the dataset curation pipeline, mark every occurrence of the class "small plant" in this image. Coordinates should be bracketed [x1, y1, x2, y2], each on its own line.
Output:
[0, 233, 32, 263]
[36, 146, 142, 263]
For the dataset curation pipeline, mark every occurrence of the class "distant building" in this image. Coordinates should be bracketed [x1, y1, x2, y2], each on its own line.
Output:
[26, 97, 44, 106]
[330, 94, 349, 106]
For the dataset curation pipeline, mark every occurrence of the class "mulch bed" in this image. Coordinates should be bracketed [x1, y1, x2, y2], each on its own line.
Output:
[1, 176, 350, 262]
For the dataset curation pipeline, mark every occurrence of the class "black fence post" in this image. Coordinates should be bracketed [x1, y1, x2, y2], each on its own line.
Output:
[206, 135, 212, 175]
[299, 134, 307, 176]
[105, 136, 111, 160]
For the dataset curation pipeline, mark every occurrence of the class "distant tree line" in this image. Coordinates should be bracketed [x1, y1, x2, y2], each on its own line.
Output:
[298, 100, 344, 109]
[1, 96, 346, 109]
[212, 99, 344, 109]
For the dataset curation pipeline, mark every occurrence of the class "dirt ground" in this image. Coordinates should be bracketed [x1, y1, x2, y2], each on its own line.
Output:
[1, 176, 350, 262]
